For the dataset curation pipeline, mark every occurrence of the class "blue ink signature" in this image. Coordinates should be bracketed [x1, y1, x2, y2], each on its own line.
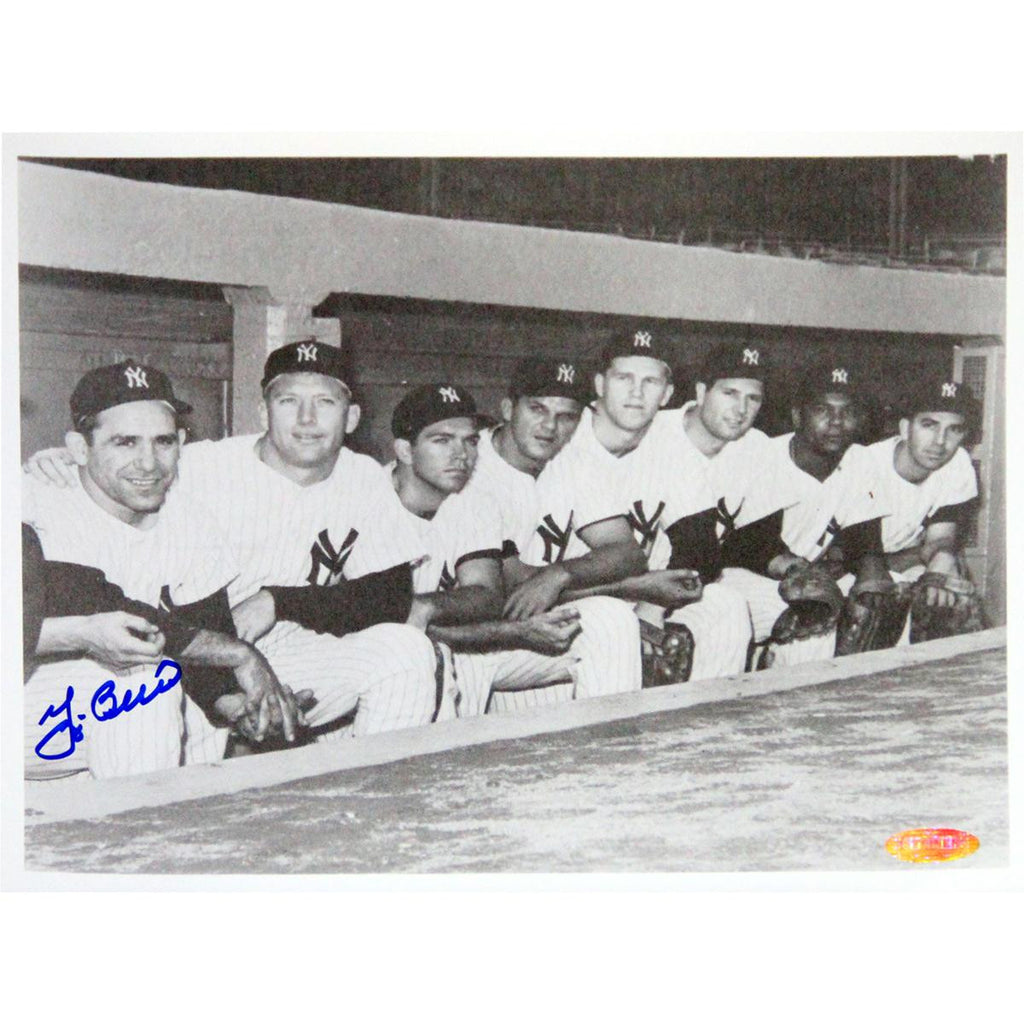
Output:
[34, 659, 182, 761]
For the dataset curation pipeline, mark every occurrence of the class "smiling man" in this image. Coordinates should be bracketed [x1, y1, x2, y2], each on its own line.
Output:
[26, 341, 441, 742]
[835, 375, 980, 586]
[172, 340, 441, 738]
[23, 361, 298, 779]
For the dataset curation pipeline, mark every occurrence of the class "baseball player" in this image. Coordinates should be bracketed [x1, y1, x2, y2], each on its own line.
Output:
[519, 331, 758, 683]
[25, 341, 441, 739]
[716, 362, 883, 665]
[23, 361, 301, 779]
[832, 375, 980, 593]
[472, 358, 650, 710]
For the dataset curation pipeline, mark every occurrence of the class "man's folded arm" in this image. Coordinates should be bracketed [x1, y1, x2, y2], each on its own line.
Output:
[265, 562, 416, 637]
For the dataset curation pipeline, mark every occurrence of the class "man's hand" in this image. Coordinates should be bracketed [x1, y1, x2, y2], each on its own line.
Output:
[76, 612, 166, 671]
[510, 606, 582, 655]
[24, 447, 77, 487]
[232, 649, 314, 744]
[921, 578, 960, 609]
[232, 589, 277, 643]
[767, 553, 810, 580]
[503, 564, 571, 621]
[635, 569, 703, 609]
[212, 687, 315, 745]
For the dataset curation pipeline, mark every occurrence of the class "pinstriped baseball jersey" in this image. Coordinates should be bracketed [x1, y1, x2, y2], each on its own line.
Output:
[522, 408, 633, 567]
[383, 464, 504, 592]
[23, 472, 234, 610]
[22, 473, 236, 777]
[151, 436, 438, 738]
[173, 436, 426, 650]
[833, 436, 978, 553]
[464, 428, 543, 558]
[656, 402, 772, 541]
[724, 432, 856, 562]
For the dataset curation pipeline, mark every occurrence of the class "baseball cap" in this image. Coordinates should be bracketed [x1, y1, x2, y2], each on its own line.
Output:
[509, 356, 591, 403]
[600, 327, 675, 373]
[698, 342, 769, 385]
[70, 360, 192, 427]
[793, 361, 864, 406]
[391, 383, 492, 441]
[902, 376, 980, 425]
[261, 339, 353, 391]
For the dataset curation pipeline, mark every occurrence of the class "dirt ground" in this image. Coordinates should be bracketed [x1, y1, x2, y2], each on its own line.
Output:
[24, 647, 1006, 874]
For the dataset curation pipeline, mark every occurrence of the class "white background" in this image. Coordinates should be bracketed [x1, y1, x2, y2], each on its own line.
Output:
[2, 4, 1020, 1018]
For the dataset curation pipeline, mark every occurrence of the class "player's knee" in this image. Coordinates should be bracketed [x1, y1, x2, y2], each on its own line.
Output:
[705, 580, 751, 615]
[573, 596, 641, 646]
[357, 623, 436, 677]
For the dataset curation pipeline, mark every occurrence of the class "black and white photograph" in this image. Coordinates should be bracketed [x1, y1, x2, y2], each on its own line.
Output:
[3, 141, 1011, 881]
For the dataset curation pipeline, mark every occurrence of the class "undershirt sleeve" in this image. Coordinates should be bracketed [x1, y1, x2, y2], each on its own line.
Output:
[28, 554, 241, 718]
[267, 562, 415, 637]
[719, 509, 787, 577]
[926, 496, 979, 531]
[22, 524, 46, 674]
[665, 507, 724, 583]
[836, 517, 884, 572]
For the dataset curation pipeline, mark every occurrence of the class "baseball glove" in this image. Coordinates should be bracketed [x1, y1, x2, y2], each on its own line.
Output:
[835, 579, 915, 656]
[909, 572, 986, 644]
[756, 565, 844, 670]
[639, 619, 695, 687]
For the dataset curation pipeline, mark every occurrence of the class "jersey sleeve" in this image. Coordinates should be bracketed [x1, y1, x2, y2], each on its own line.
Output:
[564, 451, 630, 535]
[660, 444, 717, 529]
[450, 489, 505, 570]
[524, 450, 629, 566]
[931, 449, 980, 509]
[831, 444, 883, 528]
[344, 464, 430, 578]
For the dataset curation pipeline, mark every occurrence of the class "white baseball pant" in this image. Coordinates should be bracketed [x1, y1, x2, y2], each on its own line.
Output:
[258, 622, 438, 735]
[718, 566, 838, 669]
[24, 658, 211, 779]
[664, 580, 752, 680]
[468, 596, 642, 715]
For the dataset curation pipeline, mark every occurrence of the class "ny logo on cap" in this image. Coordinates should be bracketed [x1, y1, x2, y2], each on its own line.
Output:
[124, 366, 148, 389]
[743, 348, 760, 366]
[557, 363, 576, 384]
[832, 368, 849, 384]
[439, 386, 460, 403]
[633, 330, 652, 349]
[296, 343, 318, 363]
[942, 382, 958, 398]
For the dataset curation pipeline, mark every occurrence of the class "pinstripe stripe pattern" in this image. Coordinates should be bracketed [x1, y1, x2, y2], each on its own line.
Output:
[23, 475, 235, 778]
[175, 438, 437, 732]
[666, 581, 752, 680]
[834, 438, 978, 553]
[474, 596, 642, 715]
